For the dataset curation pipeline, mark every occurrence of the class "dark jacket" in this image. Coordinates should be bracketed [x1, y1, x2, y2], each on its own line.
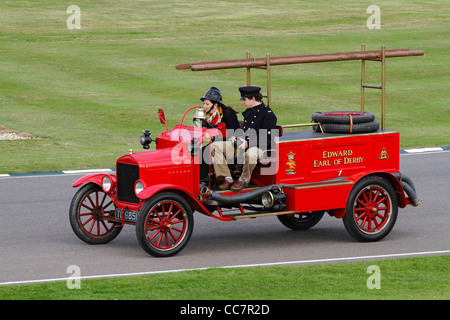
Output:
[221, 106, 241, 131]
[241, 102, 277, 151]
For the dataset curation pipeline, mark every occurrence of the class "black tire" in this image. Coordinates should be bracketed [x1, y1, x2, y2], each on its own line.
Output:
[136, 192, 194, 257]
[69, 183, 122, 244]
[314, 120, 380, 133]
[312, 111, 375, 124]
[343, 176, 398, 242]
[277, 211, 325, 230]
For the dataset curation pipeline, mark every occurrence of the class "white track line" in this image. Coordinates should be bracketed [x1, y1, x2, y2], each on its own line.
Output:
[1, 250, 449, 286]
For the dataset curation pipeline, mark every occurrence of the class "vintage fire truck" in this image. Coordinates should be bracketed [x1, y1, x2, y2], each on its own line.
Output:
[69, 46, 423, 257]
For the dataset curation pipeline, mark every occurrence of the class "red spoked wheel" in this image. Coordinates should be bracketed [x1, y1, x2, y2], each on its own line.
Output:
[354, 186, 391, 233]
[69, 183, 122, 244]
[136, 192, 193, 257]
[277, 211, 325, 230]
[343, 176, 398, 242]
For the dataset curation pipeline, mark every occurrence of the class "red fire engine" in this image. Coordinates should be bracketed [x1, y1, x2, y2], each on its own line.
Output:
[70, 46, 423, 257]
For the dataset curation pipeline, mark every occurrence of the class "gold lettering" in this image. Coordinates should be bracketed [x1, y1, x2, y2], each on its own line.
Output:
[316, 150, 361, 168]
[322, 150, 354, 159]
[344, 157, 364, 164]
[314, 159, 331, 167]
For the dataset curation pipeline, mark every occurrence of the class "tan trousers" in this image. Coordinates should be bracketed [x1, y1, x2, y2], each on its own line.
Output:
[211, 141, 263, 184]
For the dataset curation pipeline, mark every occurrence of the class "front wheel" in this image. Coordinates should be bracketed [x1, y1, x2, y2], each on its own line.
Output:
[136, 192, 194, 257]
[343, 176, 398, 242]
[69, 183, 122, 244]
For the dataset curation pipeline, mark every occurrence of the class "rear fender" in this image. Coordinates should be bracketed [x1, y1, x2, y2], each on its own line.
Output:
[371, 172, 408, 208]
[331, 171, 407, 219]
[347, 171, 408, 208]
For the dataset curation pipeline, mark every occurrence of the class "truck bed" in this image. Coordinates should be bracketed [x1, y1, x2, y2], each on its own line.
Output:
[278, 129, 395, 143]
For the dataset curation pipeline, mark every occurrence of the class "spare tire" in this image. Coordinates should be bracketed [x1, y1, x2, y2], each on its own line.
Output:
[312, 111, 375, 124]
[314, 120, 380, 134]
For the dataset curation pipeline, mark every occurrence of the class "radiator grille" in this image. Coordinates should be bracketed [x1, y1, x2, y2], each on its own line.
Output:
[117, 163, 140, 204]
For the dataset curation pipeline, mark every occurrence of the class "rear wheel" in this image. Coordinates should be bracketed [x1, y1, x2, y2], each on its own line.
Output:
[277, 211, 325, 230]
[69, 183, 122, 244]
[343, 176, 398, 241]
[136, 192, 194, 257]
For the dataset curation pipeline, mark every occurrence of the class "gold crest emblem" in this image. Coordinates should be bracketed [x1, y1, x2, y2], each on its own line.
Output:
[378, 147, 389, 160]
[286, 151, 297, 175]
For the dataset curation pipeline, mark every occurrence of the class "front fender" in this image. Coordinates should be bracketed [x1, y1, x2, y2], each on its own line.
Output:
[71, 173, 116, 188]
[136, 183, 193, 201]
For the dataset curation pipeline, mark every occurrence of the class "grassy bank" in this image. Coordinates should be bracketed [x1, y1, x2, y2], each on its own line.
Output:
[0, 255, 448, 300]
[0, 0, 449, 174]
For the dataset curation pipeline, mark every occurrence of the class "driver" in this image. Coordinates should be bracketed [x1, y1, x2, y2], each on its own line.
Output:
[199, 87, 240, 183]
[200, 87, 240, 130]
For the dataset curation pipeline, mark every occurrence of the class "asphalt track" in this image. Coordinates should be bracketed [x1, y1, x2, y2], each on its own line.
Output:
[0, 150, 449, 286]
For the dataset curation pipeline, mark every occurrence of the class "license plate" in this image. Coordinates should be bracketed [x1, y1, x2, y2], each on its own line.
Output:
[115, 208, 139, 222]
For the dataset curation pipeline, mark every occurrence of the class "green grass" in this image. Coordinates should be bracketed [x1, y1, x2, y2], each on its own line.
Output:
[0, 0, 449, 174]
[1, 255, 448, 300]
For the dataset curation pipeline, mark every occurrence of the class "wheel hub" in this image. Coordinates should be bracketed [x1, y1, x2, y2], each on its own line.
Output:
[368, 205, 378, 216]
[92, 206, 103, 220]
[160, 218, 173, 232]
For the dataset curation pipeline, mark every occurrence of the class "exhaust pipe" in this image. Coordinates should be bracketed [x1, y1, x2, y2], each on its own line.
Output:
[392, 172, 421, 206]
[200, 184, 286, 210]
[392, 172, 416, 192]
[261, 189, 287, 210]
[400, 180, 422, 207]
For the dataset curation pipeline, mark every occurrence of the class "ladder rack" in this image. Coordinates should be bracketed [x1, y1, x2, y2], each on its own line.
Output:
[361, 45, 386, 129]
[177, 46, 424, 130]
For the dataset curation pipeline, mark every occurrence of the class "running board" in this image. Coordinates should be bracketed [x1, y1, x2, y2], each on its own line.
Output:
[224, 210, 296, 220]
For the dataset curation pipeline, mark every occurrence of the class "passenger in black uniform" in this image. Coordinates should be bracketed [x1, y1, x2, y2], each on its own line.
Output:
[212, 86, 277, 191]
